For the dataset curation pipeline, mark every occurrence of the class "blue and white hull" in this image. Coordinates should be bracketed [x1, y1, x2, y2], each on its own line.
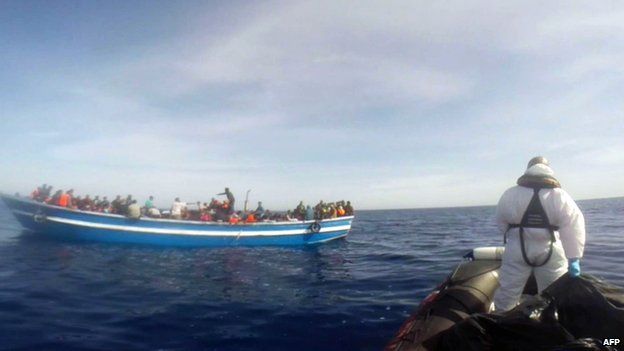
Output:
[1, 194, 353, 247]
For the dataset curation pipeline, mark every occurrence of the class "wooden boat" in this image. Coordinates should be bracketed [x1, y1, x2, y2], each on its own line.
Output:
[0, 194, 353, 247]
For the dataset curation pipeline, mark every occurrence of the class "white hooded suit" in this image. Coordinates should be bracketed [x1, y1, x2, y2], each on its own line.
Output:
[493, 164, 586, 311]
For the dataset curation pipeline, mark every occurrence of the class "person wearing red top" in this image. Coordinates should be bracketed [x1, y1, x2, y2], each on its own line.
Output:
[246, 213, 257, 223]
[58, 191, 71, 207]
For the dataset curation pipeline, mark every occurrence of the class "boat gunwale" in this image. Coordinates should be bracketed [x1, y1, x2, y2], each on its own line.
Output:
[1, 193, 354, 227]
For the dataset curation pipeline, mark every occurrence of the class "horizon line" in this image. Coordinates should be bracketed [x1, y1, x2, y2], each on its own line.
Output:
[354, 194, 624, 212]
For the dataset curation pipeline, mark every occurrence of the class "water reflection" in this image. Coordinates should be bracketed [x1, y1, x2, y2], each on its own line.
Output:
[7, 232, 352, 308]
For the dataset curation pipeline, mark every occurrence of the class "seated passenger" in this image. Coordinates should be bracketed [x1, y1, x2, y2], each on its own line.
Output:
[111, 195, 122, 214]
[344, 201, 354, 216]
[314, 200, 325, 219]
[82, 195, 94, 211]
[121, 195, 133, 215]
[99, 196, 111, 212]
[200, 210, 212, 222]
[261, 210, 274, 222]
[214, 201, 230, 221]
[145, 196, 155, 209]
[208, 198, 218, 210]
[49, 190, 62, 205]
[127, 200, 141, 219]
[57, 190, 70, 208]
[188, 201, 202, 220]
[245, 213, 257, 223]
[30, 186, 41, 201]
[41, 185, 53, 202]
[329, 204, 337, 218]
[31, 183, 50, 202]
[337, 205, 346, 217]
[73, 196, 82, 210]
[229, 212, 240, 224]
[294, 201, 305, 220]
[305, 205, 314, 221]
[285, 210, 298, 222]
[67, 189, 75, 207]
[147, 207, 161, 218]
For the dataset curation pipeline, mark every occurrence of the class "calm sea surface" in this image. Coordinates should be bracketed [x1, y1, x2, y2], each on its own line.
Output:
[0, 198, 622, 350]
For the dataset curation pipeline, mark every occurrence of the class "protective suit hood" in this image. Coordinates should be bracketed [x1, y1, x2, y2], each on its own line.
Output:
[525, 164, 555, 177]
[517, 164, 561, 189]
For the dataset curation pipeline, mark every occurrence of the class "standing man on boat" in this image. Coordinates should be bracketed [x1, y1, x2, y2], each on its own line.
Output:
[171, 197, 186, 220]
[255, 201, 265, 218]
[218, 188, 235, 214]
[494, 156, 586, 311]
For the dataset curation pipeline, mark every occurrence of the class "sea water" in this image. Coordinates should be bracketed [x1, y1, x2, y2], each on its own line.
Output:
[0, 198, 622, 350]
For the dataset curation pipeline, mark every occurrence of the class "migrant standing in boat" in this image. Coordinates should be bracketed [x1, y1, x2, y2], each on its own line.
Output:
[171, 197, 187, 220]
[255, 201, 264, 215]
[218, 188, 235, 214]
[494, 156, 586, 311]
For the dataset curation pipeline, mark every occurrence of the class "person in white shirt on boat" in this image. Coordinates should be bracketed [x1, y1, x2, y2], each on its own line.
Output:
[147, 207, 161, 218]
[127, 200, 141, 219]
[171, 197, 187, 220]
[494, 156, 586, 312]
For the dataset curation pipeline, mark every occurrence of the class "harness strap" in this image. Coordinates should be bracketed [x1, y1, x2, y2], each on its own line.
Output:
[504, 187, 558, 267]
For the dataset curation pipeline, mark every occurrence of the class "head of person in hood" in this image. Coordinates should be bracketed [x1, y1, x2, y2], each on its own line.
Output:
[516, 156, 560, 189]
[493, 156, 586, 312]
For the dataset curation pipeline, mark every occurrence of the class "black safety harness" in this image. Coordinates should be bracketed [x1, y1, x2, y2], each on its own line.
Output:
[505, 186, 559, 267]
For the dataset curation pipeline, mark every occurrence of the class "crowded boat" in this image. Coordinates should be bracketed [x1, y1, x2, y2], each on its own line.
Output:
[28, 184, 354, 224]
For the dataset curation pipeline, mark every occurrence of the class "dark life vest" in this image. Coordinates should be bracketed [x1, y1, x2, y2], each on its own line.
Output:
[506, 187, 560, 267]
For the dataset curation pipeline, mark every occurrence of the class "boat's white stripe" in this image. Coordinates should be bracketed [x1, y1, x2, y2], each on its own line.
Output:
[44, 216, 351, 237]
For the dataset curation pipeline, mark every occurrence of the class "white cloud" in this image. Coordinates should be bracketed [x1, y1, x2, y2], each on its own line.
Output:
[2, 0, 624, 208]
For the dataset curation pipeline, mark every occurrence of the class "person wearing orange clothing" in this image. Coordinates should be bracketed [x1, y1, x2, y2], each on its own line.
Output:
[337, 206, 346, 217]
[57, 190, 71, 207]
[228, 213, 240, 224]
[245, 213, 257, 223]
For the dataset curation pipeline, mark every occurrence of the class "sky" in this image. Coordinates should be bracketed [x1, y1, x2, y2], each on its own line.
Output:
[1, 0, 623, 210]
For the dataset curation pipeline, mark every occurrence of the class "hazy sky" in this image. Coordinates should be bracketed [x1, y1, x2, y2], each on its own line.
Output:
[1, 1, 623, 210]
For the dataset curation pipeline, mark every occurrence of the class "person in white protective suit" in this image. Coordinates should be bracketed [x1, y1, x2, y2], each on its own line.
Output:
[493, 156, 586, 312]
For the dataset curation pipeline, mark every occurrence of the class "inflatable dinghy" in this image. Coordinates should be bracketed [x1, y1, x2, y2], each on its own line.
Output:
[385, 247, 624, 351]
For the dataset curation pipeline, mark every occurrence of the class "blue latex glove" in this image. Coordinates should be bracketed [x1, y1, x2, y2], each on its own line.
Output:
[568, 258, 581, 277]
